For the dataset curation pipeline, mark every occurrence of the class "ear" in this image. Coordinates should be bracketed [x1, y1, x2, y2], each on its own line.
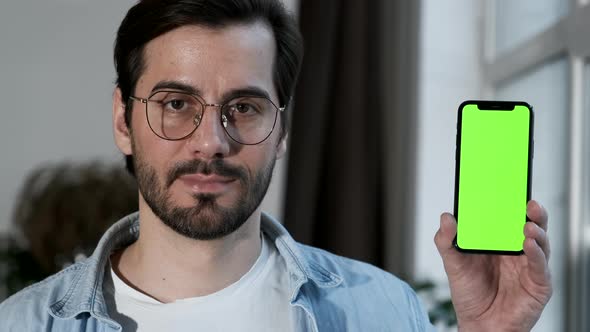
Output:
[276, 133, 288, 160]
[112, 87, 133, 155]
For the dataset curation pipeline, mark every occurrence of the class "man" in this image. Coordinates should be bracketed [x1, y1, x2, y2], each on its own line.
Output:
[0, 0, 551, 331]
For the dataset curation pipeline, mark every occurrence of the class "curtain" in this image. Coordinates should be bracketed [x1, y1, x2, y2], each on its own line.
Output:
[283, 0, 421, 280]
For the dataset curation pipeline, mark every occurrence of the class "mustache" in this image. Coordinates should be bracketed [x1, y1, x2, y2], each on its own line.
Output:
[165, 159, 248, 188]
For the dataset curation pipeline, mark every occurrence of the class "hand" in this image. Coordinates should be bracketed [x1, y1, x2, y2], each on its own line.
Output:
[434, 200, 552, 332]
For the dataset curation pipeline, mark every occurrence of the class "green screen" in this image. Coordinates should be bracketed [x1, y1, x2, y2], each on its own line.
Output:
[456, 104, 531, 252]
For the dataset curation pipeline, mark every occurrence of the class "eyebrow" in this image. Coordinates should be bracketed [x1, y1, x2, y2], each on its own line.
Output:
[150, 80, 273, 103]
[151, 81, 201, 95]
[220, 86, 271, 102]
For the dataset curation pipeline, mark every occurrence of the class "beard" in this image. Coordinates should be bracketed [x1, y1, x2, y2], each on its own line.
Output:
[133, 148, 276, 240]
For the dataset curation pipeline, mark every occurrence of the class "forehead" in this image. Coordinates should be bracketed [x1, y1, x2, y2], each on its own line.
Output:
[139, 22, 277, 99]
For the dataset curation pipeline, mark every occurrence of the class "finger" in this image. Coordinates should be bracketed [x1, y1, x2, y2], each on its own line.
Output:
[434, 213, 458, 257]
[527, 200, 548, 232]
[524, 221, 550, 261]
[523, 237, 551, 286]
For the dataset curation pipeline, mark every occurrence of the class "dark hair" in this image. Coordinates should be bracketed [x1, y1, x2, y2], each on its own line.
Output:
[114, 0, 303, 176]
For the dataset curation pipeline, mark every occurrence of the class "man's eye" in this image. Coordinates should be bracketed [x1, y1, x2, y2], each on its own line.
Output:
[229, 103, 261, 115]
[234, 103, 253, 113]
[167, 99, 185, 110]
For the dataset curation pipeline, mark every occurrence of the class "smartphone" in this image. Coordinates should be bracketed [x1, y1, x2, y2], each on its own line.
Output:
[453, 100, 534, 254]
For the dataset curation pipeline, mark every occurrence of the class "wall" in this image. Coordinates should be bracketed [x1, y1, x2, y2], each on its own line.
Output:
[0, 0, 136, 233]
[414, 0, 484, 284]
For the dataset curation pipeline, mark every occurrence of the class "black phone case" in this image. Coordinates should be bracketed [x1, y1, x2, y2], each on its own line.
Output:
[452, 100, 534, 255]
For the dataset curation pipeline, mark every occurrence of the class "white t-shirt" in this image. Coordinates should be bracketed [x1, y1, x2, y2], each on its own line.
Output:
[104, 234, 301, 332]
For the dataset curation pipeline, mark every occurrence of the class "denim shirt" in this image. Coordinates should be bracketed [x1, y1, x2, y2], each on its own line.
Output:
[0, 212, 434, 331]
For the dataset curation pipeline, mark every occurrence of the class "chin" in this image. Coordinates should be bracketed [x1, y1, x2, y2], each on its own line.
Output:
[195, 189, 241, 206]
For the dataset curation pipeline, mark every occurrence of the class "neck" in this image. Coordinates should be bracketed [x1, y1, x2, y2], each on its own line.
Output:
[112, 198, 263, 303]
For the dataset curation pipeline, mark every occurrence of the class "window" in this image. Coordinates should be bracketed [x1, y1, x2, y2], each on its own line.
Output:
[485, 0, 590, 330]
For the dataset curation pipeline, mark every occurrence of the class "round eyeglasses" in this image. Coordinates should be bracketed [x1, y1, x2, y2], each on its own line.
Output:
[129, 90, 285, 145]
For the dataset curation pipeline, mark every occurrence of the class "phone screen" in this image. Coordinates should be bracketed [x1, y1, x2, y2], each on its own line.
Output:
[454, 101, 533, 254]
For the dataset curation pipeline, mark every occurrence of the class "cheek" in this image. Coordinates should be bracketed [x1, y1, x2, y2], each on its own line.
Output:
[132, 119, 182, 175]
[242, 142, 279, 174]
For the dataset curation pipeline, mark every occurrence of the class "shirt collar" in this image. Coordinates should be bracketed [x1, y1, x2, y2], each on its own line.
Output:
[48, 211, 342, 321]
[259, 212, 343, 302]
[48, 213, 139, 324]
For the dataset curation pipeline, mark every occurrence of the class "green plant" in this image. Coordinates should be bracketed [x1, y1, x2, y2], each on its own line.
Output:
[412, 279, 457, 327]
[0, 161, 138, 300]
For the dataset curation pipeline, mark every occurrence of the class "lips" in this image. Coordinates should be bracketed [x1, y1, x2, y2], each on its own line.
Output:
[178, 173, 236, 194]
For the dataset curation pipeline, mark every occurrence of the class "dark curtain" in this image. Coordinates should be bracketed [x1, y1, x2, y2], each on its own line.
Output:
[283, 0, 420, 280]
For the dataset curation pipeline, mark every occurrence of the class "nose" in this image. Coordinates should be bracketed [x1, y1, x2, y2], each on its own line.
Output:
[186, 105, 231, 158]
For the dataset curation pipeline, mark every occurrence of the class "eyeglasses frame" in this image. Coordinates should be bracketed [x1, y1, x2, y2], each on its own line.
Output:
[129, 90, 286, 145]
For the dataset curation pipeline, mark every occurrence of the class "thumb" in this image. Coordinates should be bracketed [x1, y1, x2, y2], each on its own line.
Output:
[434, 212, 458, 257]
[434, 213, 467, 275]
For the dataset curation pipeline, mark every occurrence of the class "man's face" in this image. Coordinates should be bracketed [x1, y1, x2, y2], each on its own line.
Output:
[122, 23, 284, 240]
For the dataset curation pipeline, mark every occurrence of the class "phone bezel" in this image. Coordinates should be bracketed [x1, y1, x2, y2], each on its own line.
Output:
[452, 100, 534, 255]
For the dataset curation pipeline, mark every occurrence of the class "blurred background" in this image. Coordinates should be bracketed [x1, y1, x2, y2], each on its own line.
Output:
[1, 0, 589, 331]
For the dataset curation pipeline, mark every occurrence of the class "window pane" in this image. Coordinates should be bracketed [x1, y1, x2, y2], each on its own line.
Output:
[495, 58, 568, 332]
[495, 0, 569, 56]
